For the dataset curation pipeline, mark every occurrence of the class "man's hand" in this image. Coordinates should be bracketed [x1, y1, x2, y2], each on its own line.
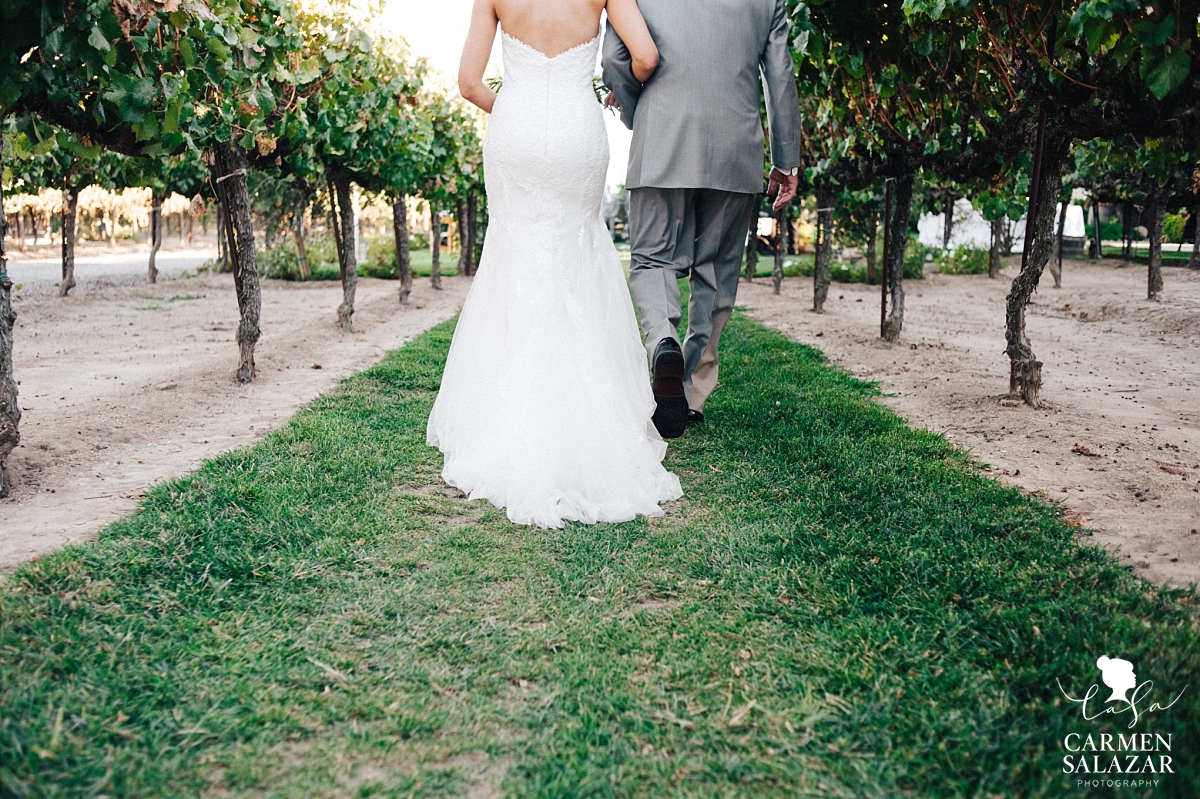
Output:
[767, 167, 798, 211]
[603, 92, 621, 111]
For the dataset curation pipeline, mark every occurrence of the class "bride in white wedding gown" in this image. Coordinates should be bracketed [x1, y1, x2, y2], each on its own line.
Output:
[426, 0, 682, 528]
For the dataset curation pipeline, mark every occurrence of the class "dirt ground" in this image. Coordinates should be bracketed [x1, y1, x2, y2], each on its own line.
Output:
[739, 257, 1200, 589]
[1, 270, 471, 573]
[7, 237, 217, 298]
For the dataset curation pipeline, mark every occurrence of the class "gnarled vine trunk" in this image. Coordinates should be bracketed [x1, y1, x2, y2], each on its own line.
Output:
[215, 203, 231, 273]
[1190, 202, 1199, 270]
[812, 181, 833, 311]
[865, 205, 878, 284]
[881, 172, 912, 342]
[942, 191, 954, 248]
[1122, 201, 1133, 262]
[1004, 113, 1070, 408]
[292, 208, 311, 280]
[430, 207, 442, 290]
[1091, 200, 1102, 259]
[328, 174, 358, 331]
[1049, 200, 1065, 288]
[456, 197, 470, 277]
[392, 192, 413, 304]
[215, 144, 261, 383]
[743, 204, 758, 281]
[0, 131, 21, 496]
[148, 189, 163, 284]
[1147, 186, 1165, 300]
[989, 217, 1003, 279]
[60, 186, 78, 297]
[462, 191, 477, 277]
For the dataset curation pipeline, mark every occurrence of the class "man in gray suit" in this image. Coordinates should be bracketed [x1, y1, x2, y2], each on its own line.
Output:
[603, 0, 800, 439]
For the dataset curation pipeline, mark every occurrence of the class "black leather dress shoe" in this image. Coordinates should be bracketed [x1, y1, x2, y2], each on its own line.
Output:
[651, 338, 687, 439]
[686, 409, 704, 427]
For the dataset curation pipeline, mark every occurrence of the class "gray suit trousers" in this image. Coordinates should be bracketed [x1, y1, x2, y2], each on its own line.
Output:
[628, 187, 756, 412]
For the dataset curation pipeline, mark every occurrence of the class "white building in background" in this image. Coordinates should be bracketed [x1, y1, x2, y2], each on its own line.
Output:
[918, 196, 1086, 251]
[917, 198, 994, 249]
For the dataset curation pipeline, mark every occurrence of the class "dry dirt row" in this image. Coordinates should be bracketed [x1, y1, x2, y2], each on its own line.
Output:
[739, 257, 1200, 588]
[1, 272, 471, 572]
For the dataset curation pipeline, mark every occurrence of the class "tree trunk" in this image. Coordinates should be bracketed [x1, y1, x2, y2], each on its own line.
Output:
[1148, 186, 1166, 300]
[0, 132, 21, 497]
[456, 197, 470, 276]
[328, 173, 358, 331]
[148, 189, 163, 284]
[743, 203, 758, 281]
[187, 214, 194, 246]
[1091, 199, 1102, 259]
[942, 191, 954, 249]
[393, 192, 413, 304]
[14, 210, 23, 252]
[430, 206, 442, 290]
[1122, 201, 1133, 262]
[463, 191, 477, 277]
[988, 216, 1003, 279]
[881, 172, 912, 341]
[60, 186, 78, 297]
[215, 203, 230, 273]
[215, 144, 261, 383]
[1190, 203, 1199, 270]
[292, 209, 311, 280]
[1049, 200, 1065, 288]
[865, 205, 878, 284]
[812, 181, 833, 311]
[772, 206, 786, 295]
[28, 210, 38, 245]
[1004, 113, 1069, 408]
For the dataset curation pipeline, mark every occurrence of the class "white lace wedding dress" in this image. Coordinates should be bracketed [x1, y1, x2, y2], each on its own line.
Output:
[426, 29, 682, 529]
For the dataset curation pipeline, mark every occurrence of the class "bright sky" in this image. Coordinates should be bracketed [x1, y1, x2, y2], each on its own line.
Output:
[377, 0, 632, 189]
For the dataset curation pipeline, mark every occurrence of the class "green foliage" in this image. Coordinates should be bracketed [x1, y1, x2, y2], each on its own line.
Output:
[257, 237, 336, 281]
[831, 261, 869, 283]
[257, 245, 303, 281]
[1163, 212, 1186, 243]
[903, 240, 929, 280]
[5, 0, 320, 158]
[359, 235, 398, 279]
[781, 257, 869, 283]
[937, 246, 990, 275]
[792, 0, 1200, 269]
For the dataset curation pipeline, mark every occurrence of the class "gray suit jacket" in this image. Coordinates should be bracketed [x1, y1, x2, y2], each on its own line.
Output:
[602, 0, 801, 194]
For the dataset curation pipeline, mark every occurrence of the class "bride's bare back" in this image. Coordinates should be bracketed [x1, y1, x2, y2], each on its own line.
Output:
[459, 0, 658, 113]
[493, 0, 607, 58]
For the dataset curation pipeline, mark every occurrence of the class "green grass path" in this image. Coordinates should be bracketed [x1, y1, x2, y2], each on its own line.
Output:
[2, 314, 1198, 798]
